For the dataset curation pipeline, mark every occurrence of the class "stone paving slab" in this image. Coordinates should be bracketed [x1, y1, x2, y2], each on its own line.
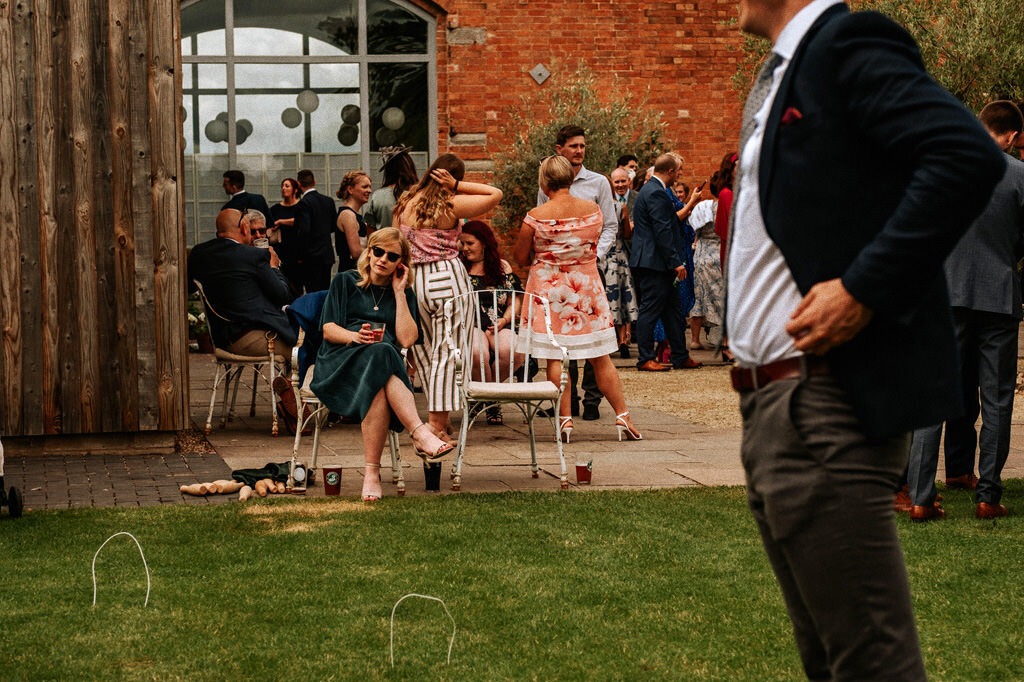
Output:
[4, 452, 234, 511]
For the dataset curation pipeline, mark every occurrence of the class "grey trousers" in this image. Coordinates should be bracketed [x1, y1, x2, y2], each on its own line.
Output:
[740, 375, 926, 681]
[942, 308, 1018, 504]
[907, 423, 943, 507]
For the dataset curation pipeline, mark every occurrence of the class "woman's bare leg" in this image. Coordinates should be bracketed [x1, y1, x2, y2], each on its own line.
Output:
[689, 316, 704, 346]
[590, 354, 637, 431]
[547, 359, 571, 418]
[360, 389, 390, 498]
[382, 376, 451, 454]
[492, 329, 524, 379]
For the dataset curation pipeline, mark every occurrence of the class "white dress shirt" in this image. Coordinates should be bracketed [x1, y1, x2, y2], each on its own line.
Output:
[537, 164, 619, 260]
[726, 0, 844, 367]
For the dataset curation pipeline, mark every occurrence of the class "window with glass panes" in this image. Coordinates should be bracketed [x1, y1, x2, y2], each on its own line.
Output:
[180, 0, 436, 245]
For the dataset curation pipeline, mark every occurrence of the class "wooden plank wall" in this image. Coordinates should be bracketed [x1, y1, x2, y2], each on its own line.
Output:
[0, 0, 189, 436]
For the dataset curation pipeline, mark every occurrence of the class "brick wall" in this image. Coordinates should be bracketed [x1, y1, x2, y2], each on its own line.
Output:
[420, 0, 745, 186]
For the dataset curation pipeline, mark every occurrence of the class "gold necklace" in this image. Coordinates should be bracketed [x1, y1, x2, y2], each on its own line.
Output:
[370, 285, 387, 311]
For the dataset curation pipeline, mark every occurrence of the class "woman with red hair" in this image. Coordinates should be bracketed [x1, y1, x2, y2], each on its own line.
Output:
[459, 220, 525, 425]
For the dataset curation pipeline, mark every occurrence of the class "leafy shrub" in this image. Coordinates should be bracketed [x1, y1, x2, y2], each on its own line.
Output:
[491, 63, 670, 237]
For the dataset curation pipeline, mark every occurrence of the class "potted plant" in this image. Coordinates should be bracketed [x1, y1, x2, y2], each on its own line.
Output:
[188, 295, 214, 353]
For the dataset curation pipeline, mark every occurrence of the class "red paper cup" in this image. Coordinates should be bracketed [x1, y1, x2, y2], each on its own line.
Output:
[322, 465, 343, 496]
[575, 462, 592, 484]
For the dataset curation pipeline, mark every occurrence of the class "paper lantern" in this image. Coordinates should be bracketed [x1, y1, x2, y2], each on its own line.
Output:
[337, 124, 359, 147]
[205, 119, 228, 143]
[296, 89, 320, 114]
[216, 111, 229, 122]
[281, 107, 302, 128]
[375, 127, 397, 146]
[381, 107, 405, 130]
[237, 119, 253, 135]
[182, 106, 187, 122]
[341, 104, 360, 124]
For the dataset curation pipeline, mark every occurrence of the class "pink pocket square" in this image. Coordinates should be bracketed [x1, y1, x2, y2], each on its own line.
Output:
[781, 107, 803, 126]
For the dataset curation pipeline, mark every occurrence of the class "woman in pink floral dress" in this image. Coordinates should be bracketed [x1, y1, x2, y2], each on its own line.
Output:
[514, 155, 641, 443]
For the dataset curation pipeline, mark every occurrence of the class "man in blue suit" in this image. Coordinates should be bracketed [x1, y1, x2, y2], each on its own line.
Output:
[221, 170, 271, 226]
[188, 208, 296, 357]
[726, 0, 1005, 678]
[628, 153, 699, 371]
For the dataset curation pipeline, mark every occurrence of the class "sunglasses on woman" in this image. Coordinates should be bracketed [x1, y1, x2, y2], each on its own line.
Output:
[372, 245, 401, 263]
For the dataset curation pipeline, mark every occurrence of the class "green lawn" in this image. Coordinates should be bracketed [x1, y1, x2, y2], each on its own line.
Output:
[2, 484, 1022, 680]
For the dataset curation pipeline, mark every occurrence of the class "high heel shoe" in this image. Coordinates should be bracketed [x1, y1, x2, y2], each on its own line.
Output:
[616, 412, 642, 441]
[362, 463, 382, 502]
[412, 423, 456, 463]
[557, 416, 574, 444]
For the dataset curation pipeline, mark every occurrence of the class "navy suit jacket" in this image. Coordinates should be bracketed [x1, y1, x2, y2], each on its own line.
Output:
[222, 191, 272, 225]
[754, 5, 1005, 435]
[187, 238, 297, 348]
[628, 178, 684, 272]
[293, 189, 337, 267]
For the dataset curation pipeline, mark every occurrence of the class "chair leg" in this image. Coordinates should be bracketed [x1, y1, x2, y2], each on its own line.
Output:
[527, 404, 540, 479]
[268, 360, 279, 437]
[206, 364, 228, 434]
[553, 399, 568, 489]
[452, 401, 472, 491]
[226, 366, 243, 424]
[308, 405, 327, 483]
[249, 366, 259, 417]
[388, 430, 405, 496]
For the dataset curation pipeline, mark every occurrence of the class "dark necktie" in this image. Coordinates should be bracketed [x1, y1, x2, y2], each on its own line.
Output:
[723, 52, 784, 342]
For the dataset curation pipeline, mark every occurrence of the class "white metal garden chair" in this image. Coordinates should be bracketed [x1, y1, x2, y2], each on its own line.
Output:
[442, 290, 569, 490]
[193, 280, 285, 436]
[286, 347, 406, 495]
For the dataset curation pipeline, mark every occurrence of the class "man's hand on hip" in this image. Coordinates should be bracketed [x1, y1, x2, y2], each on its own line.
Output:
[785, 278, 873, 355]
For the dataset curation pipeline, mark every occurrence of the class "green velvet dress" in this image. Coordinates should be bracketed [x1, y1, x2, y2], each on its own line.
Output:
[311, 270, 420, 432]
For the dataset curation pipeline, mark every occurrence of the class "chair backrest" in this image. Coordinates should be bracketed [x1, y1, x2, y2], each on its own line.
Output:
[442, 289, 566, 386]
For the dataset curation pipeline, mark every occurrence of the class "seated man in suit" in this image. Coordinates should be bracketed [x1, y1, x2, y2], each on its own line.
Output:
[221, 170, 271, 226]
[188, 208, 297, 358]
[906, 100, 1024, 521]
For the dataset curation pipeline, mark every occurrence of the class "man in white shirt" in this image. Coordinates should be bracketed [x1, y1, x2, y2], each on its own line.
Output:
[727, 0, 1005, 678]
[536, 125, 618, 419]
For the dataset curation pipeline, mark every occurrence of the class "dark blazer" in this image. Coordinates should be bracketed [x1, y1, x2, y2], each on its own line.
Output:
[944, 157, 1024, 319]
[222, 191, 272, 225]
[756, 5, 1006, 435]
[628, 178, 684, 272]
[293, 189, 337, 267]
[187, 237, 297, 348]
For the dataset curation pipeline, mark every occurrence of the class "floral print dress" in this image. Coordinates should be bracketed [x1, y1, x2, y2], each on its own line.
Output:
[519, 210, 618, 360]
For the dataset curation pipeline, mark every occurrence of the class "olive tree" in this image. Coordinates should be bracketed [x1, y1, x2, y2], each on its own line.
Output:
[732, 0, 1024, 111]
[491, 64, 669, 236]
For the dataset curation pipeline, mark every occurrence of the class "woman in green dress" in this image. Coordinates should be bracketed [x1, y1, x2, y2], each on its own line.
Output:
[312, 228, 454, 501]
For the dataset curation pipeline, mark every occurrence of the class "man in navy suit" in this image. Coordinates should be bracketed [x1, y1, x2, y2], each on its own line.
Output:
[726, 0, 1005, 678]
[628, 153, 698, 371]
[293, 169, 337, 293]
[221, 170, 271, 226]
[188, 208, 296, 357]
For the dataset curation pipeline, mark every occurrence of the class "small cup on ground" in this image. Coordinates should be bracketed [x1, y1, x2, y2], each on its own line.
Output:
[322, 465, 343, 496]
[423, 462, 442, 491]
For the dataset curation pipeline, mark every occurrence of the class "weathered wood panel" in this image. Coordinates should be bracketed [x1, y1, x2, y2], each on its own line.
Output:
[0, 0, 188, 436]
[150, 0, 188, 430]
[107, 0, 141, 431]
[0, 0, 23, 435]
[129, 0, 159, 431]
[33, 0, 62, 434]
[13, 0, 43, 435]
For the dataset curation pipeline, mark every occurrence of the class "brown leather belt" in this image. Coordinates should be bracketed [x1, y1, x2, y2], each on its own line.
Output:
[730, 356, 830, 392]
